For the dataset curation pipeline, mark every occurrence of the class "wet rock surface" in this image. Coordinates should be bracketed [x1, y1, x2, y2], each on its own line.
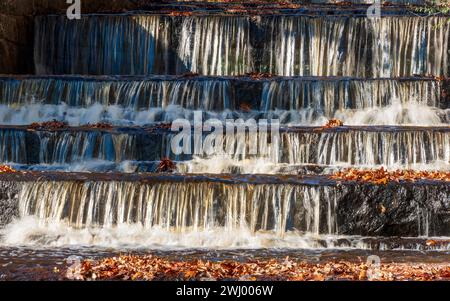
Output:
[0, 181, 19, 226]
[336, 185, 450, 236]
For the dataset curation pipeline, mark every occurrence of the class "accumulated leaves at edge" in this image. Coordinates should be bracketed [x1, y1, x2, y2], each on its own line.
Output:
[331, 167, 450, 184]
[71, 255, 450, 281]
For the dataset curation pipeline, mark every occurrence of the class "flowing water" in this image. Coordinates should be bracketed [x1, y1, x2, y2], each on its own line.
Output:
[34, 15, 450, 77]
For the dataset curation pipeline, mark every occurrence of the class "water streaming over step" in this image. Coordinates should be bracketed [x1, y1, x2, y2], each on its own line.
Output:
[0, 130, 27, 163]
[0, 77, 446, 125]
[171, 129, 450, 168]
[34, 15, 450, 77]
[2, 6, 449, 257]
[35, 15, 173, 75]
[263, 16, 450, 77]
[0, 128, 448, 169]
[178, 16, 253, 75]
[36, 131, 138, 164]
[1, 180, 446, 248]
[0, 77, 232, 109]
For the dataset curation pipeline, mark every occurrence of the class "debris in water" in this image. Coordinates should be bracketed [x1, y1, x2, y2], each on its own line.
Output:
[180, 72, 199, 78]
[239, 103, 252, 112]
[169, 11, 193, 17]
[84, 122, 113, 130]
[147, 123, 172, 133]
[277, 2, 301, 9]
[72, 255, 450, 281]
[0, 165, 17, 173]
[244, 72, 274, 80]
[335, 1, 353, 6]
[322, 119, 344, 129]
[28, 120, 68, 131]
[331, 168, 450, 184]
[426, 239, 450, 247]
[157, 158, 176, 173]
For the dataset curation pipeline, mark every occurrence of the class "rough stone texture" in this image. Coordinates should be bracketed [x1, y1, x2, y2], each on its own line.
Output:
[336, 184, 450, 237]
[0, 181, 20, 226]
[0, 14, 33, 74]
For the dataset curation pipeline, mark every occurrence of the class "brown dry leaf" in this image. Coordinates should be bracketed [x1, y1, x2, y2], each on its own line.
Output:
[156, 158, 176, 173]
[0, 165, 17, 173]
[169, 11, 193, 17]
[323, 119, 344, 128]
[244, 72, 274, 80]
[84, 122, 113, 129]
[239, 103, 252, 112]
[28, 120, 69, 131]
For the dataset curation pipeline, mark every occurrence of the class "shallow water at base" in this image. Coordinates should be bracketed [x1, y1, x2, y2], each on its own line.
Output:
[1, 246, 449, 281]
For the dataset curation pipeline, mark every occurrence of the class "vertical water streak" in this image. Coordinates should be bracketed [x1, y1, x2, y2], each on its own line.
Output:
[178, 16, 253, 75]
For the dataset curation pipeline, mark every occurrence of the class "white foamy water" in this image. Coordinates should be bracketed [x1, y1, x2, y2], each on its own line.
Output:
[3, 216, 448, 251]
[0, 217, 338, 249]
[176, 157, 450, 175]
[0, 102, 446, 126]
[3, 217, 449, 251]
[337, 101, 446, 126]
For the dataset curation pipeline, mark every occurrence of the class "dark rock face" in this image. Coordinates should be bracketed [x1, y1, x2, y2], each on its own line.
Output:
[0, 14, 33, 74]
[0, 181, 20, 226]
[336, 184, 450, 237]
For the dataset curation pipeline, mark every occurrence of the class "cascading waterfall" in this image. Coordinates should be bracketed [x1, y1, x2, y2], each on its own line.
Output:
[0, 130, 27, 163]
[35, 15, 449, 77]
[263, 16, 449, 77]
[281, 130, 450, 167]
[261, 79, 441, 112]
[0, 77, 232, 109]
[36, 131, 137, 164]
[178, 16, 253, 75]
[0, 77, 446, 125]
[1, 6, 448, 257]
[34, 15, 173, 75]
[172, 129, 450, 168]
[2, 181, 339, 247]
[1, 180, 443, 248]
[0, 128, 447, 169]
[260, 79, 446, 125]
[34, 14, 253, 76]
